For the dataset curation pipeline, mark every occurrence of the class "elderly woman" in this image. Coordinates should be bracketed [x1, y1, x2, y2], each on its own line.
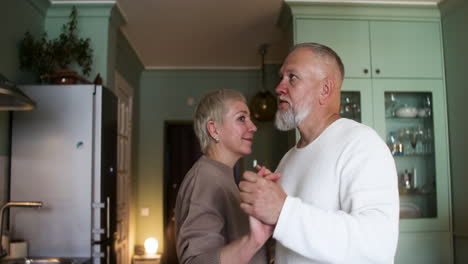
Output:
[175, 89, 271, 264]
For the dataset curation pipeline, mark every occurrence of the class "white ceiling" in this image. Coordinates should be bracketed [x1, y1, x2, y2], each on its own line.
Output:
[57, 0, 442, 68]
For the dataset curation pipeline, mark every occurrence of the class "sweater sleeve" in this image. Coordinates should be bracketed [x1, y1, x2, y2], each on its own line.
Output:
[177, 170, 227, 264]
[273, 132, 399, 263]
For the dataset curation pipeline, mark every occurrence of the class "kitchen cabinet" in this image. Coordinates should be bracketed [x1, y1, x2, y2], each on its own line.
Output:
[285, 1, 452, 263]
[295, 17, 443, 79]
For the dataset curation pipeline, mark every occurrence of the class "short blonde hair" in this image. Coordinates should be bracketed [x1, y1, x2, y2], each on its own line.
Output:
[194, 89, 246, 153]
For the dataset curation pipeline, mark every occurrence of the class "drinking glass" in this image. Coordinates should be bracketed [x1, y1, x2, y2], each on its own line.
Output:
[385, 93, 397, 117]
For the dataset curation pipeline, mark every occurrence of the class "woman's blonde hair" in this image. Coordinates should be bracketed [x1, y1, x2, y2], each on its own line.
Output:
[194, 89, 246, 153]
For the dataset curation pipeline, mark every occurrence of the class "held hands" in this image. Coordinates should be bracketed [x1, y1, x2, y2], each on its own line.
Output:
[240, 166, 287, 225]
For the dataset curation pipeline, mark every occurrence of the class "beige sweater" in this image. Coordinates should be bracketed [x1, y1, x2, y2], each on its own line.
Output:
[175, 156, 268, 264]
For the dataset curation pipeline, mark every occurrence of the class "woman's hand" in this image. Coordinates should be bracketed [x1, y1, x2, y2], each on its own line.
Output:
[248, 215, 274, 247]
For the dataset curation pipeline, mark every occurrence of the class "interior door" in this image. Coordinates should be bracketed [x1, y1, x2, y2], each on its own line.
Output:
[114, 73, 134, 264]
[163, 122, 202, 264]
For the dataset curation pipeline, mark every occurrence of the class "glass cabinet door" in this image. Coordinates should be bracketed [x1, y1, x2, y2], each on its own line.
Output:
[341, 91, 362, 122]
[373, 80, 450, 232]
[341, 79, 373, 126]
[385, 92, 436, 218]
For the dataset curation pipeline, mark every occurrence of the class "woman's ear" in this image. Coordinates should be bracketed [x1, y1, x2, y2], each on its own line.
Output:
[319, 78, 334, 105]
[206, 120, 220, 142]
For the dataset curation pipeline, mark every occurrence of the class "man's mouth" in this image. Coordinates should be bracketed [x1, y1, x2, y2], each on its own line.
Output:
[278, 97, 291, 109]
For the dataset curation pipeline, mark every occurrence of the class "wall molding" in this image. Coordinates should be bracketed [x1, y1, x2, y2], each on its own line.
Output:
[48, 1, 116, 18]
[27, 0, 51, 17]
[144, 61, 283, 71]
[285, 0, 439, 5]
[285, 0, 441, 20]
[145, 66, 261, 71]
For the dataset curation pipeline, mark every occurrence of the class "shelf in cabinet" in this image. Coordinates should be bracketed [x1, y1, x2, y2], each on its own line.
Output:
[399, 189, 436, 196]
[393, 153, 434, 158]
[386, 117, 431, 121]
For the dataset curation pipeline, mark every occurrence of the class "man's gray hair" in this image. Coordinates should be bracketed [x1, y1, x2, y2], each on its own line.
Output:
[193, 89, 246, 153]
[292, 42, 345, 81]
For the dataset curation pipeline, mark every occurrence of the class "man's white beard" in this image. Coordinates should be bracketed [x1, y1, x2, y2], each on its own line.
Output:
[275, 100, 310, 131]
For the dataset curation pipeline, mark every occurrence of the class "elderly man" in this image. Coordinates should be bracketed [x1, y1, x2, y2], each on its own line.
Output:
[239, 43, 399, 264]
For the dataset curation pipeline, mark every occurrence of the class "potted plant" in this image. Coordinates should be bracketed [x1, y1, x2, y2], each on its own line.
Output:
[19, 6, 93, 84]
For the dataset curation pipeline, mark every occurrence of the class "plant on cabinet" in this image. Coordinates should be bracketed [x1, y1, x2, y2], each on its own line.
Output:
[19, 6, 93, 84]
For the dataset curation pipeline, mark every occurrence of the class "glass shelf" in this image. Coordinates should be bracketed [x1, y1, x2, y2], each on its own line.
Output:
[385, 91, 436, 219]
[393, 153, 433, 158]
[386, 117, 431, 121]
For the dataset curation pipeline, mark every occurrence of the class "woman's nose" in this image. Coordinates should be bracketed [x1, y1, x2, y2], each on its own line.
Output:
[249, 121, 257, 132]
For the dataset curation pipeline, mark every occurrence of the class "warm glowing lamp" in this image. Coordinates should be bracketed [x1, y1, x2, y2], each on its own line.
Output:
[144, 237, 159, 256]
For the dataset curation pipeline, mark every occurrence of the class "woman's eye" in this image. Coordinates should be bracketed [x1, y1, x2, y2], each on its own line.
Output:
[238, 116, 246, 122]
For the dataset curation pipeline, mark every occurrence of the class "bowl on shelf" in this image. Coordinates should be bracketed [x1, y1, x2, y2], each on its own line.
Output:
[417, 108, 430, 117]
[395, 106, 418, 118]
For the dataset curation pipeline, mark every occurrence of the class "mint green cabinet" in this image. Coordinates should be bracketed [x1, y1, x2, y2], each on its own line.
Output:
[296, 19, 371, 78]
[370, 21, 444, 79]
[286, 1, 452, 263]
[295, 19, 443, 79]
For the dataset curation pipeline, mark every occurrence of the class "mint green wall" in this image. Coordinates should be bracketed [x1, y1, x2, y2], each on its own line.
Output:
[135, 67, 292, 249]
[44, 3, 114, 86]
[441, 1, 468, 262]
[116, 30, 144, 90]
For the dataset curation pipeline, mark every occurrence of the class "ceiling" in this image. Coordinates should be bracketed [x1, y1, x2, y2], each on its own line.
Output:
[59, 0, 442, 69]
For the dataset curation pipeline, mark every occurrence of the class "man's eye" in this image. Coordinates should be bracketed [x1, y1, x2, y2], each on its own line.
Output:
[289, 74, 297, 81]
[238, 116, 246, 122]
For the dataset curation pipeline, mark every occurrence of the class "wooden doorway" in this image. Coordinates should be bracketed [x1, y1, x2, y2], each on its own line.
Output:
[163, 121, 202, 264]
[114, 73, 134, 264]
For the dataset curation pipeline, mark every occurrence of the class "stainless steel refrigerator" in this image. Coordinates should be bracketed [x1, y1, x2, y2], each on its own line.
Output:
[10, 85, 117, 264]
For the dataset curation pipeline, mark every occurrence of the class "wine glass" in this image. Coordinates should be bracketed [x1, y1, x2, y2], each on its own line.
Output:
[385, 93, 397, 117]
[423, 96, 432, 117]
[409, 128, 419, 150]
[398, 128, 412, 155]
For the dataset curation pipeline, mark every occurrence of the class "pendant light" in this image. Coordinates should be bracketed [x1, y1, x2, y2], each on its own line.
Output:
[249, 44, 277, 122]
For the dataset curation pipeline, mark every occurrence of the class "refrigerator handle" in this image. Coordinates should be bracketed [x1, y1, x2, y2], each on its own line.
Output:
[106, 196, 110, 238]
[106, 245, 110, 264]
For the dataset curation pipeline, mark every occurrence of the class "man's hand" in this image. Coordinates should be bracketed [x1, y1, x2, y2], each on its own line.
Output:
[255, 165, 281, 182]
[239, 171, 287, 225]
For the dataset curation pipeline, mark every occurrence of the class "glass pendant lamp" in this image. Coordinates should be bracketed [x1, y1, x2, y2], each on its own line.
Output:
[249, 44, 277, 122]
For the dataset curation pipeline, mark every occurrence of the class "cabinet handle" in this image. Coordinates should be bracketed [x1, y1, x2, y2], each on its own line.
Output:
[363, 69, 369, 74]
[375, 69, 381, 74]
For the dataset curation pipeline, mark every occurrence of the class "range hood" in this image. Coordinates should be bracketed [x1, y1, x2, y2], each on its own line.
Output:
[0, 73, 36, 111]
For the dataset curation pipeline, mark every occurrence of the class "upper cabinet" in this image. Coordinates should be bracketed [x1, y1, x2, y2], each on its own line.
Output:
[290, 3, 444, 79]
[296, 19, 372, 78]
[370, 21, 443, 79]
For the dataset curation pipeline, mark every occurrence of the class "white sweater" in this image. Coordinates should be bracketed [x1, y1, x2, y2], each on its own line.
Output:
[273, 118, 399, 264]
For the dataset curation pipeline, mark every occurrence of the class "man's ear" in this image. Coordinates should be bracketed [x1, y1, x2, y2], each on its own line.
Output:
[319, 77, 334, 105]
[206, 120, 219, 140]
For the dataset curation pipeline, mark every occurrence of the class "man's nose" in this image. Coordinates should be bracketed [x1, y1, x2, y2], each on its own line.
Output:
[275, 79, 287, 95]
